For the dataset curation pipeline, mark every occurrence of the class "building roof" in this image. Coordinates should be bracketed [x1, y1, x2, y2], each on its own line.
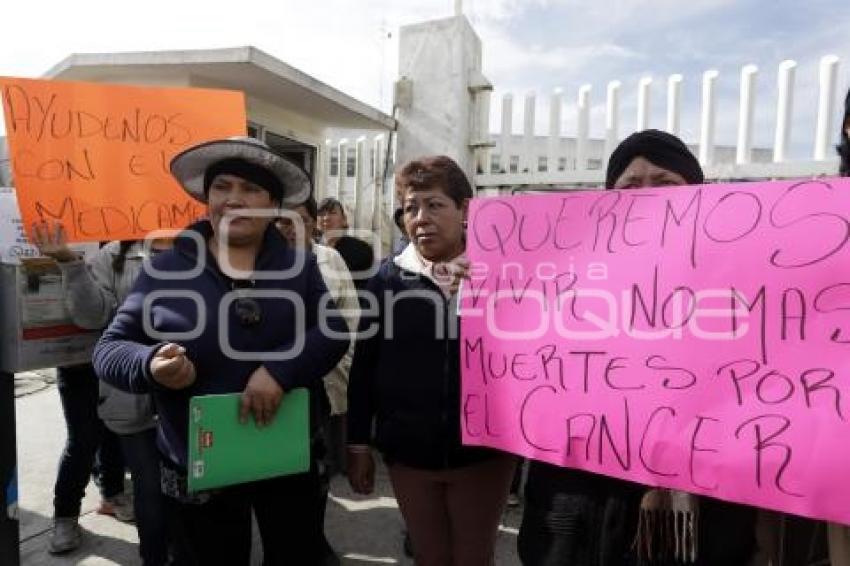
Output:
[44, 46, 396, 131]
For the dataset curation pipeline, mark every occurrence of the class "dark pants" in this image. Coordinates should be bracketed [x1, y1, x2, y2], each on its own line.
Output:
[511, 459, 526, 495]
[120, 428, 168, 566]
[53, 364, 125, 518]
[166, 484, 252, 566]
[0, 372, 19, 566]
[518, 462, 756, 566]
[388, 456, 516, 566]
[254, 468, 324, 565]
[167, 469, 323, 566]
[518, 462, 640, 566]
[93, 419, 125, 496]
[317, 411, 345, 560]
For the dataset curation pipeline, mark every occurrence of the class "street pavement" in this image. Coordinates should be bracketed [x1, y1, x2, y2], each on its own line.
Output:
[13, 370, 522, 565]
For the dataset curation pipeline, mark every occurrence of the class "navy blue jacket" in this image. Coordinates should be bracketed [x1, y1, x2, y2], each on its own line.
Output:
[346, 258, 495, 470]
[93, 221, 349, 468]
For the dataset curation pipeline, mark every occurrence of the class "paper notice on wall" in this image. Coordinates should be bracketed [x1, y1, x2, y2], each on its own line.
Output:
[0, 187, 39, 263]
[0, 187, 99, 265]
[18, 259, 66, 326]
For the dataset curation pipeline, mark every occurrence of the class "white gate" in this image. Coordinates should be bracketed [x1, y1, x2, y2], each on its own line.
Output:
[476, 55, 843, 193]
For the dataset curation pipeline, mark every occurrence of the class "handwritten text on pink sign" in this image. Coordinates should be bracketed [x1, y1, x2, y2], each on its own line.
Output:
[460, 178, 850, 525]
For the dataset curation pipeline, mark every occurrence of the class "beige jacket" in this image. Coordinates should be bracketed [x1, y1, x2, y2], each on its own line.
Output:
[314, 243, 359, 415]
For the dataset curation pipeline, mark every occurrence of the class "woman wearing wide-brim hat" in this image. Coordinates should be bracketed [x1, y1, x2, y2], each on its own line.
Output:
[94, 136, 349, 565]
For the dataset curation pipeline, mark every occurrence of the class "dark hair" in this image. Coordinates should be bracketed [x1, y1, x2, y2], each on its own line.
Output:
[290, 196, 318, 221]
[395, 155, 473, 206]
[838, 88, 850, 177]
[317, 197, 346, 217]
[112, 240, 137, 274]
[393, 207, 404, 231]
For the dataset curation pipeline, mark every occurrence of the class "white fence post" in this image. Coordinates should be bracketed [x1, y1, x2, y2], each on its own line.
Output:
[773, 60, 796, 163]
[522, 92, 536, 173]
[353, 136, 366, 228]
[637, 76, 652, 131]
[372, 135, 385, 253]
[319, 139, 333, 202]
[336, 139, 348, 200]
[576, 85, 591, 171]
[499, 93, 512, 173]
[736, 64, 758, 165]
[604, 81, 622, 165]
[814, 54, 840, 160]
[699, 70, 719, 166]
[547, 89, 562, 173]
[666, 74, 682, 136]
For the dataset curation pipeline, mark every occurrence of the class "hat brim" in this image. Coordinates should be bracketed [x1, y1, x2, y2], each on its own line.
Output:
[170, 138, 311, 205]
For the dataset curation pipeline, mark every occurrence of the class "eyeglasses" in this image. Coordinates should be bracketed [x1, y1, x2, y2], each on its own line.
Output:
[231, 279, 262, 328]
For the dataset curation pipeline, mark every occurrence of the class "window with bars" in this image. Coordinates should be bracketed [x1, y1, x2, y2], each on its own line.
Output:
[558, 157, 567, 171]
[491, 154, 501, 173]
[509, 155, 519, 173]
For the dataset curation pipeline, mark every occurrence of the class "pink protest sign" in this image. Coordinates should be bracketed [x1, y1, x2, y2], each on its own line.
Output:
[460, 177, 850, 525]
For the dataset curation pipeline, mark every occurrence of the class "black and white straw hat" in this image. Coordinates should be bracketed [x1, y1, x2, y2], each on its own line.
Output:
[170, 136, 311, 205]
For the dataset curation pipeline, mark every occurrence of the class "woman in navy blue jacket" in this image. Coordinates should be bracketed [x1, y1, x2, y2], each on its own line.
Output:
[94, 136, 349, 565]
[346, 155, 516, 566]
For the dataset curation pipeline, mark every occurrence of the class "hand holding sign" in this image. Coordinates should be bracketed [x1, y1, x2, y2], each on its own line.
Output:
[30, 220, 78, 263]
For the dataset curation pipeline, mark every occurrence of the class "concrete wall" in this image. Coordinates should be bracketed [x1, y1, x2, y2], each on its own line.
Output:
[395, 16, 482, 179]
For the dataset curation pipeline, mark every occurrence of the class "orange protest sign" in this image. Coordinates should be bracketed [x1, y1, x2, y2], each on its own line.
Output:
[0, 77, 247, 242]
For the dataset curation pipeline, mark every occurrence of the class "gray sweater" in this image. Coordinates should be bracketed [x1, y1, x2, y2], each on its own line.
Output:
[59, 241, 155, 435]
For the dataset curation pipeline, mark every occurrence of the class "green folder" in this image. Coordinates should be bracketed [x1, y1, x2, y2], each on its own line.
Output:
[187, 388, 310, 492]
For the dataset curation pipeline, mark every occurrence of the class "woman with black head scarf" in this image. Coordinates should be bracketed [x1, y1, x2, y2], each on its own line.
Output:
[827, 88, 850, 566]
[518, 130, 756, 566]
[838, 89, 850, 177]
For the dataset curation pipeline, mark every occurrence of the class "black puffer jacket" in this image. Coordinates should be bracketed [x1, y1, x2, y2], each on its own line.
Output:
[346, 257, 495, 469]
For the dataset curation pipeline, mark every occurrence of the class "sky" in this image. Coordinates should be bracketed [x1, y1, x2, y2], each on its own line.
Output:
[1, 0, 848, 158]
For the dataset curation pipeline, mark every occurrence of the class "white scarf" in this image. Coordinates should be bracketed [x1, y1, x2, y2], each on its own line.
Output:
[393, 243, 465, 298]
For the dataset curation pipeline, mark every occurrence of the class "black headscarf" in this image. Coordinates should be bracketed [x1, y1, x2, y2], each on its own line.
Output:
[605, 129, 704, 189]
[203, 158, 284, 203]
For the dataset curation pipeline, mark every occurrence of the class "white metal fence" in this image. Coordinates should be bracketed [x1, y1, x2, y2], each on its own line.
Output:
[325, 54, 845, 217]
[476, 55, 843, 192]
[319, 134, 395, 251]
